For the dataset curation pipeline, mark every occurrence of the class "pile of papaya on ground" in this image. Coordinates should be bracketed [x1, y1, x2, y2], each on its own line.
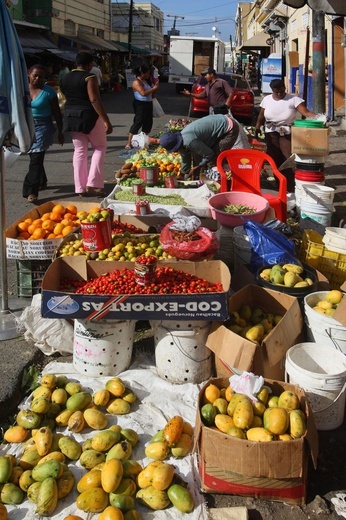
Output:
[0, 373, 195, 518]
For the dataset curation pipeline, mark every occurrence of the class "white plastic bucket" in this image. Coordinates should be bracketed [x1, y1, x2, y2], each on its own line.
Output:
[285, 342, 346, 430]
[304, 292, 346, 354]
[153, 322, 213, 384]
[300, 199, 333, 234]
[73, 319, 136, 377]
[233, 226, 251, 270]
[300, 184, 335, 205]
[295, 179, 325, 211]
[322, 227, 346, 254]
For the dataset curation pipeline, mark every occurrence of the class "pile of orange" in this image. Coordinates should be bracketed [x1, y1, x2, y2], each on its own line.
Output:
[16, 204, 81, 240]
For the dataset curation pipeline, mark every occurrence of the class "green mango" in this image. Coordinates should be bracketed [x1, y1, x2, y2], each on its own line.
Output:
[0, 456, 12, 483]
[65, 391, 92, 412]
[1, 482, 25, 504]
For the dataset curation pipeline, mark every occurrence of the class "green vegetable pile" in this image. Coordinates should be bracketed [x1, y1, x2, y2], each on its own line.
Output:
[114, 191, 190, 206]
[222, 203, 256, 214]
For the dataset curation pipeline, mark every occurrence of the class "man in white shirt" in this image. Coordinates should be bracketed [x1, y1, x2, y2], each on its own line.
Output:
[90, 62, 103, 88]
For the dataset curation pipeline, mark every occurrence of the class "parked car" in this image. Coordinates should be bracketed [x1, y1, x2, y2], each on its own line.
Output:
[188, 72, 254, 123]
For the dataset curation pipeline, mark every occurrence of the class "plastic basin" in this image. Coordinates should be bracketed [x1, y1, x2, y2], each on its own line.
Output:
[256, 263, 318, 301]
[208, 191, 269, 228]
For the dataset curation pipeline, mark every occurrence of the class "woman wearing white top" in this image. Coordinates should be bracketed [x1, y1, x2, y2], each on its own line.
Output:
[255, 78, 315, 192]
[125, 65, 159, 149]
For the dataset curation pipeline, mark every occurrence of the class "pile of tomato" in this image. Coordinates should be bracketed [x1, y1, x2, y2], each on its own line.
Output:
[59, 267, 223, 295]
[112, 221, 146, 234]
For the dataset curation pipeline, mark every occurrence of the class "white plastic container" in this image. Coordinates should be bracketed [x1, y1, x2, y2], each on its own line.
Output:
[233, 226, 251, 270]
[153, 321, 212, 384]
[285, 342, 346, 430]
[322, 227, 346, 254]
[300, 184, 335, 205]
[295, 179, 325, 212]
[304, 292, 346, 354]
[300, 199, 333, 234]
[73, 319, 136, 377]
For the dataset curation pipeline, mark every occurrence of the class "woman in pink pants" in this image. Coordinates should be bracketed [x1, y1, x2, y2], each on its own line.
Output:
[61, 52, 113, 197]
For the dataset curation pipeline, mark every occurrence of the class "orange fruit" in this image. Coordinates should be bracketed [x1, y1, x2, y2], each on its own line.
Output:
[61, 218, 74, 227]
[42, 220, 55, 231]
[62, 225, 75, 237]
[66, 205, 78, 215]
[17, 221, 30, 232]
[18, 232, 30, 240]
[52, 204, 65, 215]
[55, 234, 64, 238]
[63, 212, 77, 222]
[41, 212, 52, 221]
[27, 223, 37, 235]
[32, 218, 43, 226]
[77, 211, 88, 221]
[50, 214, 62, 223]
[46, 233, 56, 239]
[24, 218, 33, 224]
[89, 207, 101, 214]
[31, 228, 47, 240]
[53, 223, 65, 235]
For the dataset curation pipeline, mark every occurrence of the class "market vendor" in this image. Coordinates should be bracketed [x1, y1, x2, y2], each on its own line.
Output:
[154, 112, 250, 179]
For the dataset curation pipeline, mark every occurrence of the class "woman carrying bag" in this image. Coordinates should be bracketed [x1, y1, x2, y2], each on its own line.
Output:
[125, 65, 159, 149]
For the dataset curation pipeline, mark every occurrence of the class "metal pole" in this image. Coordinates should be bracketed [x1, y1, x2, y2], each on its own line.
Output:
[312, 10, 326, 113]
[0, 145, 9, 313]
[128, 0, 133, 63]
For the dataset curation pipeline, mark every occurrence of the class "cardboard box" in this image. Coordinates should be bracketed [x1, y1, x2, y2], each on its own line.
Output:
[194, 377, 319, 505]
[41, 257, 230, 321]
[206, 285, 304, 380]
[291, 127, 329, 156]
[6, 200, 98, 260]
[116, 215, 220, 233]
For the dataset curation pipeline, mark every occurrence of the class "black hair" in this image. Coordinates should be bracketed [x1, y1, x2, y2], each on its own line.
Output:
[270, 78, 285, 89]
[75, 52, 95, 66]
[28, 64, 46, 74]
[133, 65, 150, 76]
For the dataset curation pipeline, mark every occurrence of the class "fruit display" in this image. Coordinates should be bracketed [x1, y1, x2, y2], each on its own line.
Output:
[57, 233, 174, 261]
[225, 304, 283, 344]
[258, 263, 315, 289]
[145, 416, 193, 461]
[15, 204, 80, 240]
[113, 190, 189, 207]
[159, 222, 219, 261]
[308, 289, 343, 317]
[59, 266, 224, 295]
[200, 382, 307, 441]
[1, 371, 197, 517]
[79, 207, 113, 223]
[115, 148, 182, 183]
[167, 118, 192, 132]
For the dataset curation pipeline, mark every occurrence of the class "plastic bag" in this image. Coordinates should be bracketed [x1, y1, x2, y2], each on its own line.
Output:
[131, 132, 150, 149]
[160, 222, 219, 260]
[244, 220, 300, 273]
[153, 97, 165, 118]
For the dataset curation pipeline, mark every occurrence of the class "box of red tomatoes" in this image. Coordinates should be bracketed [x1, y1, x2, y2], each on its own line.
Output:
[41, 256, 230, 321]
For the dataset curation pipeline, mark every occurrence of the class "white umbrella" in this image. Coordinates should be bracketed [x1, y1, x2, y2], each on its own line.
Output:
[0, 0, 35, 339]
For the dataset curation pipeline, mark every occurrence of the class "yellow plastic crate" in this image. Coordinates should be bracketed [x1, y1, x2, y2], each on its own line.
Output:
[299, 230, 346, 289]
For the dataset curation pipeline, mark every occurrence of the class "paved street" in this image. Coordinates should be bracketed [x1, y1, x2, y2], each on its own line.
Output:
[0, 81, 346, 519]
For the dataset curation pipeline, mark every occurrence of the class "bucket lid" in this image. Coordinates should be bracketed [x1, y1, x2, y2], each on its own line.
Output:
[294, 120, 325, 128]
[286, 342, 346, 379]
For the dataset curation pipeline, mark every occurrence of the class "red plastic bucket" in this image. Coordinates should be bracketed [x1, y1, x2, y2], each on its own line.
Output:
[139, 166, 159, 186]
[295, 170, 325, 182]
[165, 175, 178, 188]
[81, 220, 112, 252]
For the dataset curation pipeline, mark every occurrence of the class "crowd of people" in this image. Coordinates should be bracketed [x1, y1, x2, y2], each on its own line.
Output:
[23, 55, 316, 203]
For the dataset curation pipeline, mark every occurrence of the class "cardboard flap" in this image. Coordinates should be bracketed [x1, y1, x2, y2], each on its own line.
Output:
[332, 295, 346, 327]
[304, 396, 319, 469]
[206, 322, 257, 372]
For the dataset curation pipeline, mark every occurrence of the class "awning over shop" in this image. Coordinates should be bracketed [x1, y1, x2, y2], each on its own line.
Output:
[238, 31, 270, 51]
[47, 48, 77, 62]
[77, 34, 123, 52]
[15, 25, 60, 55]
[113, 41, 149, 55]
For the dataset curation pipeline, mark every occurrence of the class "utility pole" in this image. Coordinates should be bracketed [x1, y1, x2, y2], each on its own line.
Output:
[312, 9, 326, 113]
[167, 14, 184, 36]
[128, 0, 134, 63]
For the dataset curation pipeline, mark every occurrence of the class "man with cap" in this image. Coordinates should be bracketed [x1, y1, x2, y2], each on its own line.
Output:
[152, 108, 249, 179]
[182, 68, 234, 114]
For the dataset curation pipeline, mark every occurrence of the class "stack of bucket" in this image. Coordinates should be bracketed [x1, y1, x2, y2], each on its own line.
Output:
[295, 152, 335, 235]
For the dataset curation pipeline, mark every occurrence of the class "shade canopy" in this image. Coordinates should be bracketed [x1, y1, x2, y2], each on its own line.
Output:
[238, 31, 270, 51]
[282, 0, 346, 14]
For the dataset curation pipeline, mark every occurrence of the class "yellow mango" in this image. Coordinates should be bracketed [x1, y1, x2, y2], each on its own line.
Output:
[203, 383, 220, 404]
[227, 393, 248, 417]
[232, 397, 254, 430]
[56, 469, 75, 499]
[4, 425, 28, 444]
[214, 414, 234, 433]
[93, 389, 111, 407]
[151, 463, 175, 491]
[30, 397, 51, 415]
[226, 426, 246, 439]
[110, 478, 136, 497]
[77, 468, 102, 493]
[37, 451, 65, 465]
[32, 385, 52, 400]
[19, 450, 42, 470]
[246, 427, 275, 442]
[170, 433, 192, 458]
[252, 401, 266, 417]
[58, 436, 82, 461]
[66, 391, 92, 412]
[105, 378, 126, 397]
[40, 374, 57, 389]
[106, 399, 131, 415]
[27, 481, 41, 503]
[289, 409, 307, 439]
[36, 477, 58, 516]
[79, 449, 106, 470]
[145, 441, 170, 461]
[136, 485, 170, 510]
[182, 421, 194, 437]
[19, 469, 35, 492]
[91, 429, 121, 452]
[137, 461, 163, 488]
[51, 388, 68, 405]
[68, 410, 85, 433]
[76, 487, 109, 513]
[106, 440, 132, 462]
[213, 398, 228, 415]
[278, 390, 300, 411]
[101, 458, 123, 493]
[263, 407, 289, 435]
[122, 460, 143, 479]
[55, 409, 74, 427]
[83, 408, 108, 430]
[34, 426, 53, 456]
[98, 505, 125, 520]
[65, 381, 82, 395]
[8, 466, 23, 486]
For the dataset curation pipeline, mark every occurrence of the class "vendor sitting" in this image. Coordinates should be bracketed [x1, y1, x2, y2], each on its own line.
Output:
[153, 108, 249, 179]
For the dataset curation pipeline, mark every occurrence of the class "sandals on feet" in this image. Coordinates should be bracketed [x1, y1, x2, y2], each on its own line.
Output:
[125, 144, 132, 150]
[27, 194, 37, 203]
[86, 187, 106, 197]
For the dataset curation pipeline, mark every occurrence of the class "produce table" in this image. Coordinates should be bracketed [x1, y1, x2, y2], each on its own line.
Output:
[2, 355, 208, 519]
[102, 184, 214, 218]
